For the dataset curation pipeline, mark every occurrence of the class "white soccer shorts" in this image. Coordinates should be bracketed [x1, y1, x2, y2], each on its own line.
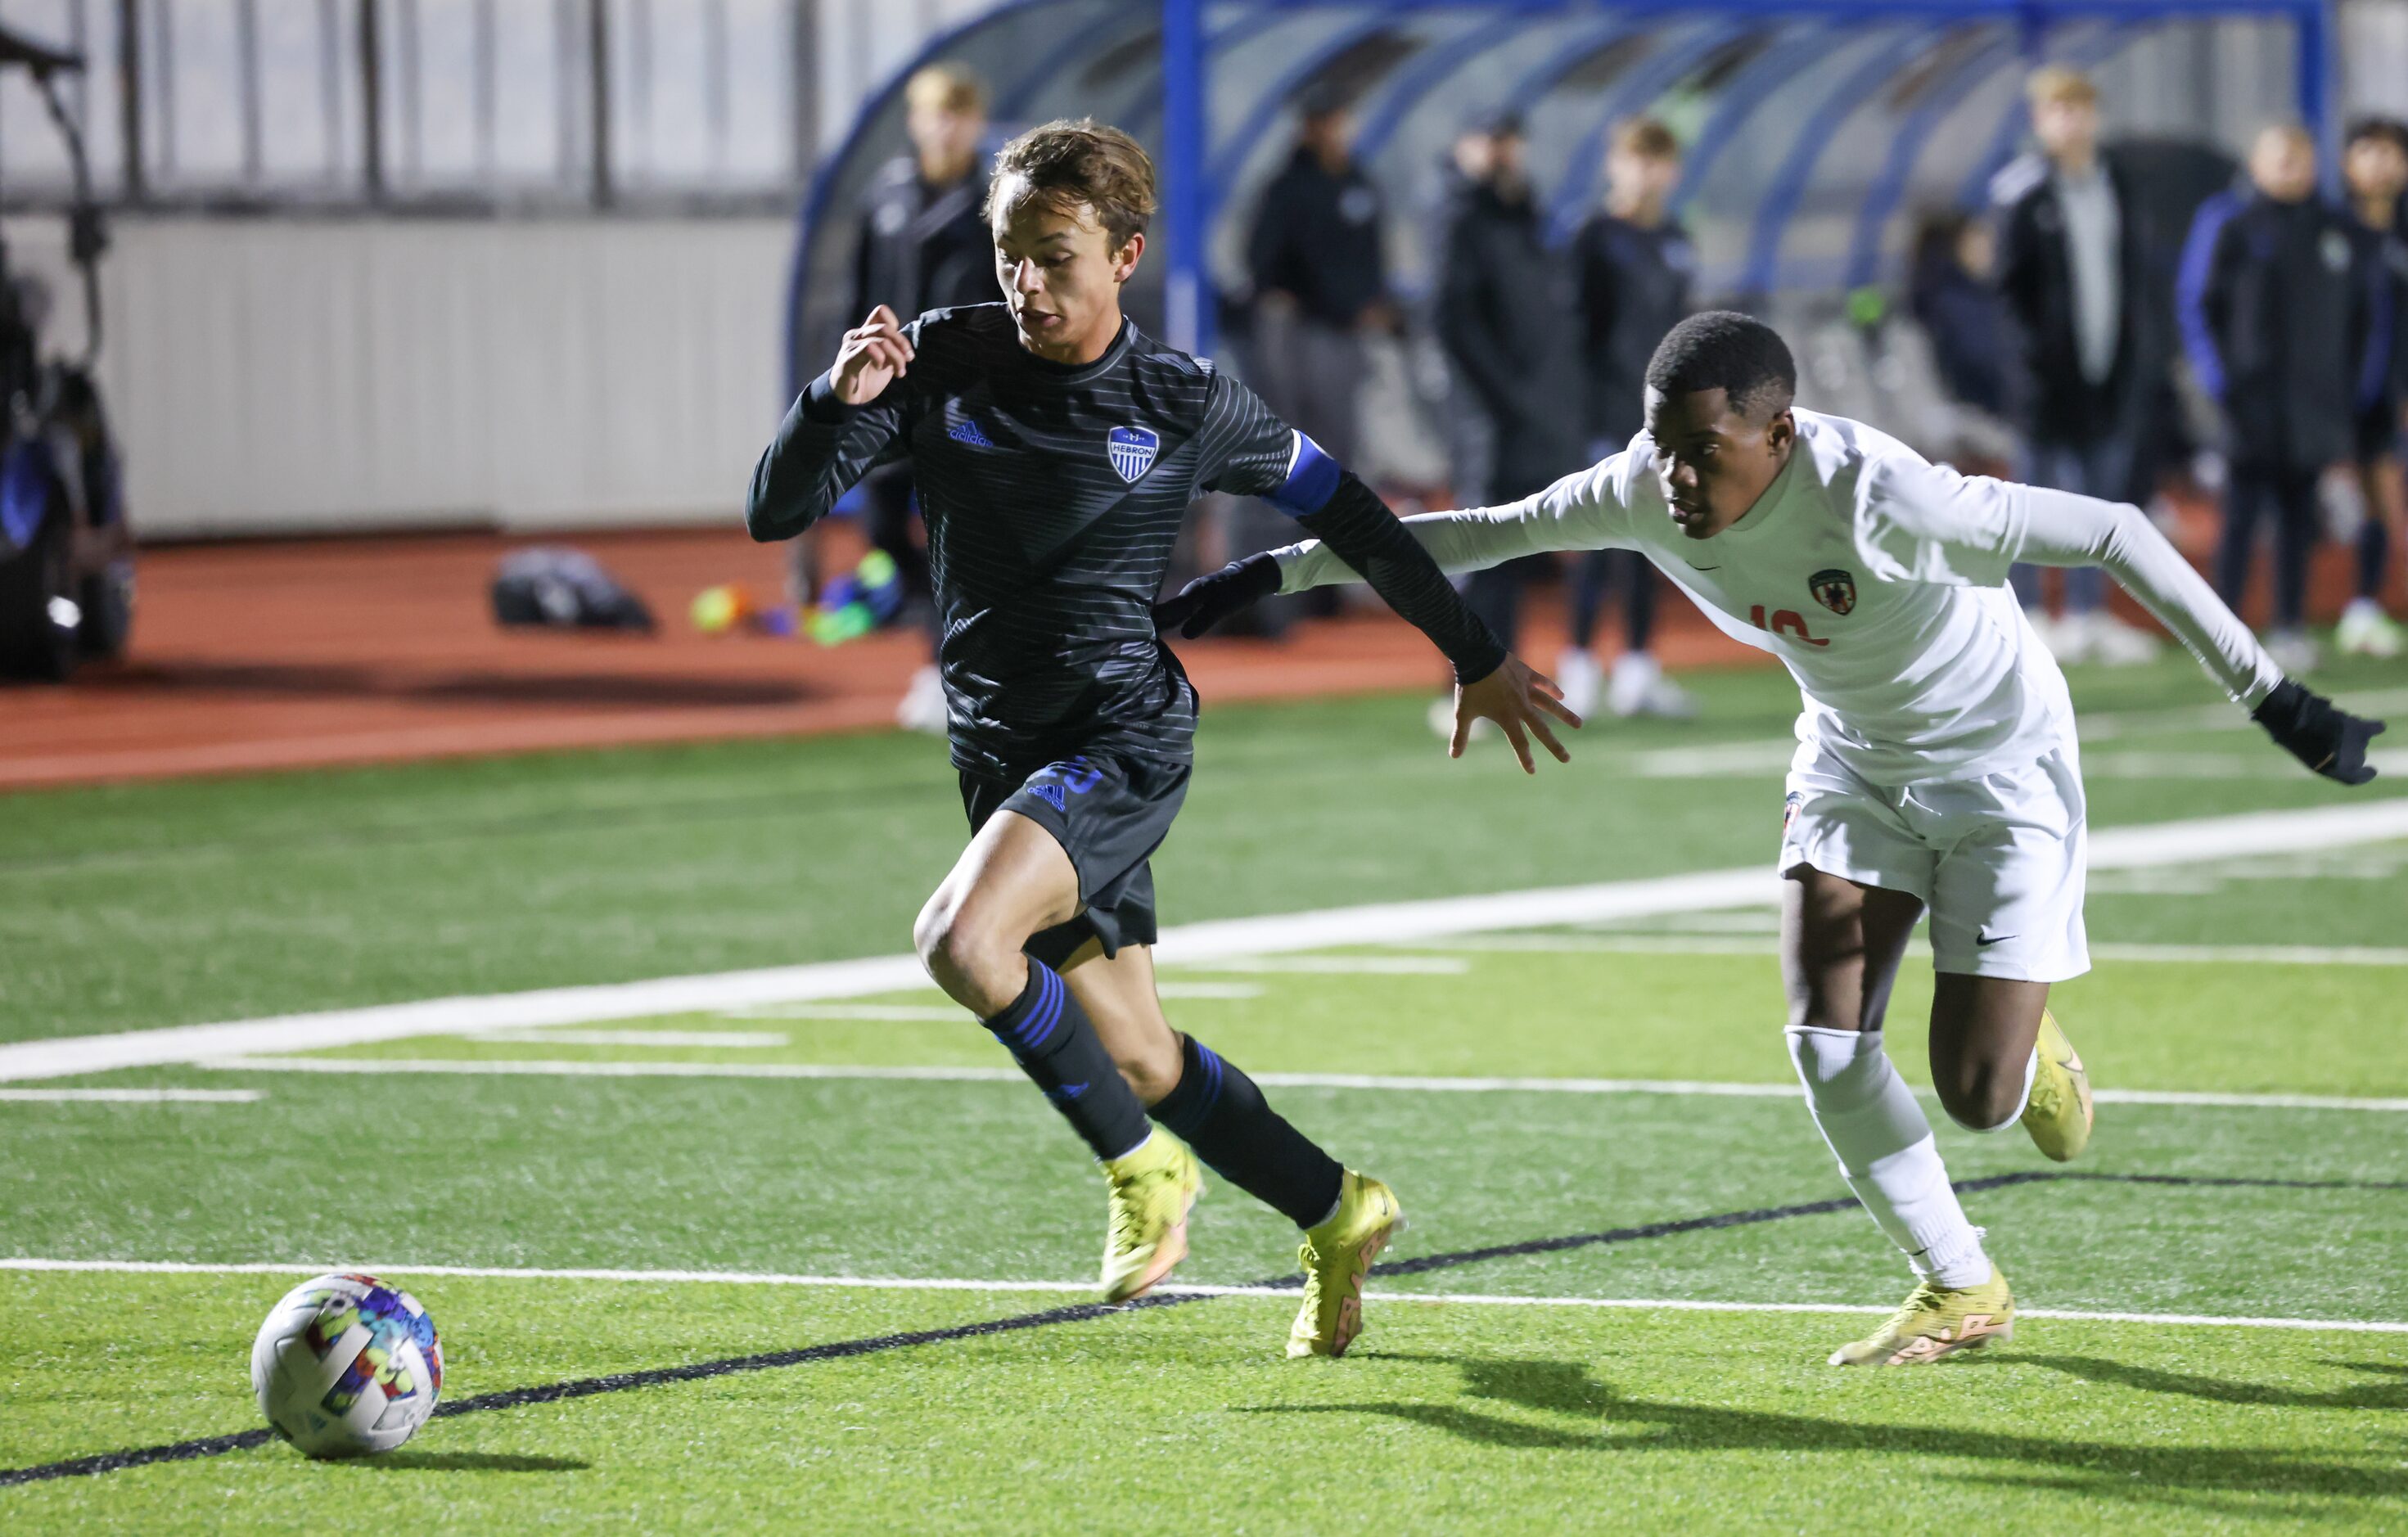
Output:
[1776, 736, 2090, 983]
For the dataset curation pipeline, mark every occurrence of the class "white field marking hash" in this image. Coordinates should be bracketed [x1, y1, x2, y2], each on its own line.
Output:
[1428, 935, 2408, 967]
[1152, 981, 1266, 998]
[476, 1030, 791, 1048]
[728, 1004, 963, 1021]
[1637, 746, 2408, 782]
[8, 797, 2408, 1084]
[734, 985, 1261, 1010]
[196, 1057, 1026, 1084]
[2, 1259, 2400, 1335]
[183, 1055, 2408, 1112]
[0, 1088, 264, 1103]
[1168, 955, 1470, 975]
[1626, 689, 2408, 777]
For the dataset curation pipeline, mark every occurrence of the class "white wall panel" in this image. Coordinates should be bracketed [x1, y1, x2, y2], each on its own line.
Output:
[4, 214, 795, 537]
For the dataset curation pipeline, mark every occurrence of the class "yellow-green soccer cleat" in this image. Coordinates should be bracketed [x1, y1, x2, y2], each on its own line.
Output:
[2020, 1009, 2093, 1163]
[1098, 1133, 1203, 1303]
[1829, 1268, 2017, 1366]
[1287, 1170, 1403, 1359]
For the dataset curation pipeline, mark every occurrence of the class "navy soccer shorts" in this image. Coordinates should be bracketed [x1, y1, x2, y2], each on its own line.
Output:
[958, 753, 1190, 967]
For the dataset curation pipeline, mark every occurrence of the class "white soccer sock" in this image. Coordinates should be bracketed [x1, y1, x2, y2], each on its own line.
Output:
[1787, 1025, 1992, 1287]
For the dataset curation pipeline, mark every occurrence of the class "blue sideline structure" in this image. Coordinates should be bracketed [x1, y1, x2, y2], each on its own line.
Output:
[785, 0, 2333, 392]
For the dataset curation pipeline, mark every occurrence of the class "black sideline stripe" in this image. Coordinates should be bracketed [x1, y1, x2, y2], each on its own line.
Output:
[0, 1168, 2387, 1486]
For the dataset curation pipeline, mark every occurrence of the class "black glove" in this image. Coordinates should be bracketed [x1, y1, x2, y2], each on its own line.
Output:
[1153, 552, 1281, 638]
[2252, 679, 2386, 785]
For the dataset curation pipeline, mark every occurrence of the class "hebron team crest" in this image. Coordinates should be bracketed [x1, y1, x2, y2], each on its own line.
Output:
[1809, 567, 1857, 616]
[1107, 426, 1160, 483]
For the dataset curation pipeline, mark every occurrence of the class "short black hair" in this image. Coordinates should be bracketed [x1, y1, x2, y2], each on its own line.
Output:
[2347, 115, 2408, 156]
[1644, 310, 1797, 421]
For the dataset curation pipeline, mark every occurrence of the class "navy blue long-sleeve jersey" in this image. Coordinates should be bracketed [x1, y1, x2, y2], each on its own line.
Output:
[749, 303, 1504, 778]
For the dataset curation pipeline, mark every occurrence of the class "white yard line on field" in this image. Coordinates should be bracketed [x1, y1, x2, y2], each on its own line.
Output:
[1430, 935, 2408, 967]
[2, 1257, 2400, 1334]
[476, 1030, 791, 1048]
[1630, 690, 2408, 777]
[0, 1088, 263, 1103]
[1170, 955, 1470, 975]
[183, 1054, 2408, 1111]
[7, 798, 2408, 1084]
[196, 1057, 1028, 1084]
[728, 1004, 963, 1021]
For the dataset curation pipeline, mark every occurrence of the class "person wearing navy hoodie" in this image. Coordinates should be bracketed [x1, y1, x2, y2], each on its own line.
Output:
[2179, 124, 2373, 673]
[2337, 116, 2408, 659]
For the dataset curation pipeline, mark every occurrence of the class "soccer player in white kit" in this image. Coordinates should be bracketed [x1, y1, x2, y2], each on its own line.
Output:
[1159, 312, 2388, 1365]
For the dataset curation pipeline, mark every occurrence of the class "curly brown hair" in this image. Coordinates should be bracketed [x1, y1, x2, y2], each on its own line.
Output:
[985, 118, 1158, 249]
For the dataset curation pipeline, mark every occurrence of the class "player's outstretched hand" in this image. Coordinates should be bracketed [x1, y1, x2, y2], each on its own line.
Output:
[1154, 552, 1280, 638]
[2252, 679, 2386, 785]
[829, 304, 914, 406]
[1454, 656, 1583, 774]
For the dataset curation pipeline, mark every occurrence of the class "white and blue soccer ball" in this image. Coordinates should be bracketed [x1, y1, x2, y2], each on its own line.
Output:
[250, 1273, 444, 1458]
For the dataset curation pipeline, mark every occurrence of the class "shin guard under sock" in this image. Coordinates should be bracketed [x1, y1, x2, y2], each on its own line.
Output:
[1150, 1034, 1344, 1228]
[1788, 1025, 1991, 1287]
[981, 961, 1152, 1161]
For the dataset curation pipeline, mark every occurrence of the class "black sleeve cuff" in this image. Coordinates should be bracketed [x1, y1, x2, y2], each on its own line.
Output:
[1450, 633, 1509, 687]
[799, 372, 860, 425]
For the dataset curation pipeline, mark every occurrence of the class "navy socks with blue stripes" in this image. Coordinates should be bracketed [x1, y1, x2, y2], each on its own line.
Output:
[1150, 1034, 1345, 1229]
[981, 960, 1152, 1161]
[982, 967, 1345, 1225]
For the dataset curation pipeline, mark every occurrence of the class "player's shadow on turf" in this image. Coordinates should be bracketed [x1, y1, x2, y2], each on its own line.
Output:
[1241, 1355, 2406, 1500]
[2006, 1354, 2408, 1412]
[337, 1452, 590, 1473]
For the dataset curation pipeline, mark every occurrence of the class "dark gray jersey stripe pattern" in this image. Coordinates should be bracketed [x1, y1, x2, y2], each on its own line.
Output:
[749, 304, 1497, 778]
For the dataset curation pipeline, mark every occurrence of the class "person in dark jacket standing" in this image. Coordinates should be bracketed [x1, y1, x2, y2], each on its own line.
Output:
[1910, 212, 2011, 418]
[1432, 113, 1586, 738]
[1245, 92, 1387, 470]
[856, 66, 997, 323]
[1558, 117, 1697, 720]
[2338, 115, 2408, 659]
[825, 64, 994, 732]
[1993, 65, 2162, 666]
[2180, 123, 2371, 673]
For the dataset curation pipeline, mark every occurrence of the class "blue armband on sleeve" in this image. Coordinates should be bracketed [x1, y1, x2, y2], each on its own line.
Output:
[1265, 432, 1343, 519]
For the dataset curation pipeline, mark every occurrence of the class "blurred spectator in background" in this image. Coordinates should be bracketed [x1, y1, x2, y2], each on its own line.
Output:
[2338, 115, 2408, 659]
[823, 63, 993, 732]
[1994, 65, 2162, 665]
[1433, 111, 1585, 739]
[1246, 89, 1387, 469]
[1234, 90, 1388, 635]
[859, 65, 996, 321]
[1909, 211, 2010, 419]
[2180, 124, 2369, 674]
[1558, 118, 1697, 720]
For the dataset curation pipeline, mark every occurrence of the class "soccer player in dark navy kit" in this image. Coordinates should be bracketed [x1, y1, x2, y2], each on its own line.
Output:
[749, 119, 1577, 1358]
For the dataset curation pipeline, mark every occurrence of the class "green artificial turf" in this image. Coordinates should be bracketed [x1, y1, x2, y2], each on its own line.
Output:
[3, 654, 2402, 1045]
[3, 1273, 2402, 1533]
[5, 648, 2408, 1531]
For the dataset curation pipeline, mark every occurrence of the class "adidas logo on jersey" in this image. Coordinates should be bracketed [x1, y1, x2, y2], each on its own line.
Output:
[949, 417, 996, 448]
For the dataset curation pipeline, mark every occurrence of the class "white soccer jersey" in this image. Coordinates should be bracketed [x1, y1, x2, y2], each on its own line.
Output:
[1275, 408, 2282, 787]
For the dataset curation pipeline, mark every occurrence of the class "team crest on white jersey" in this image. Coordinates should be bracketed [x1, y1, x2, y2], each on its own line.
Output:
[1810, 567, 1856, 616]
[1107, 426, 1159, 483]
